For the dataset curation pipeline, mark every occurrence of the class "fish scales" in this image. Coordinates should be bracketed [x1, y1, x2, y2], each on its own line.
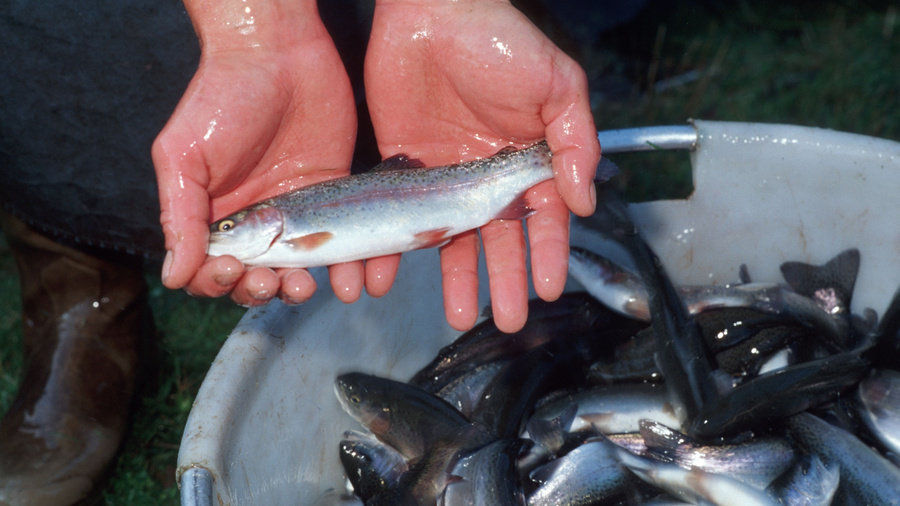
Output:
[208, 141, 554, 267]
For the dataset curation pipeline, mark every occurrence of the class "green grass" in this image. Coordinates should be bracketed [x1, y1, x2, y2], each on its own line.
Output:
[591, 1, 900, 201]
[100, 281, 243, 505]
[0, 1, 897, 502]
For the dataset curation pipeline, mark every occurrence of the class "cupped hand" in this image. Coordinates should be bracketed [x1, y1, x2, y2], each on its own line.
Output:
[152, 7, 377, 307]
[365, 0, 600, 332]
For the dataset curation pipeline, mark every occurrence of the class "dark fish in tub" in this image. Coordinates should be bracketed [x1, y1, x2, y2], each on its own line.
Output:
[442, 439, 527, 506]
[764, 454, 839, 506]
[611, 441, 781, 506]
[338, 431, 408, 501]
[785, 412, 900, 505]
[469, 309, 645, 440]
[206, 141, 619, 268]
[857, 369, 900, 456]
[333, 373, 488, 461]
[581, 185, 717, 426]
[638, 420, 795, 489]
[327, 184, 900, 504]
[526, 437, 636, 506]
[409, 294, 620, 396]
[690, 351, 867, 438]
[527, 383, 683, 436]
[568, 246, 851, 349]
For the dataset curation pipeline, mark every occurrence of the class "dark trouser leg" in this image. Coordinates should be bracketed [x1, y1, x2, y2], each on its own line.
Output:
[0, 213, 152, 506]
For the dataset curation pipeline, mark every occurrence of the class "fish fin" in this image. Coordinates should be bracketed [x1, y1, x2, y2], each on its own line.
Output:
[493, 193, 534, 220]
[285, 231, 334, 250]
[639, 420, 689, 462]
[493, 146, 519, 156]
[594, 156, 621, 183]
[371, 153, 426, 171]
[526, 404, 578, 454]
[780, 248, 860, 311]
[413, 227, 452, 250]
[739, 263, 752, 284]
[709, 368, 737, 395]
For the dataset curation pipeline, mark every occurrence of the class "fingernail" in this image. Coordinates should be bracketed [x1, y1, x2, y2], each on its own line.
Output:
[162, 251, 173, 285]
[214, 266, 241, 287]
[251, 289, 272, 301]
[588, 182, 597, 212]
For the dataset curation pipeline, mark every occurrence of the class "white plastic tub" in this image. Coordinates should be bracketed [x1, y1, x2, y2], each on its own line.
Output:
[176, 120, 900, 505]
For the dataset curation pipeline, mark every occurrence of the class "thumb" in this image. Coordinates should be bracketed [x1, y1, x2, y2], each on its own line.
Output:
[153, 133, 212, 289]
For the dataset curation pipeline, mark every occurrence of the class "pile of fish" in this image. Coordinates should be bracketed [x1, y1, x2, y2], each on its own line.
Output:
[326, 187, 900, 505]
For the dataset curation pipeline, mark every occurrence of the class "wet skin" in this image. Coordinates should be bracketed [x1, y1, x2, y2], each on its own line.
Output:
[153, 0, 598, 333]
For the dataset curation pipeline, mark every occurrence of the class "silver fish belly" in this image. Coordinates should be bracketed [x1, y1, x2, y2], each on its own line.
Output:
[207, 141, 554, 268]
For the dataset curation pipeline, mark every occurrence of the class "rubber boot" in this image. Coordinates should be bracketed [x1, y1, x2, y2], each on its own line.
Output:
[0, 213, 152, 505]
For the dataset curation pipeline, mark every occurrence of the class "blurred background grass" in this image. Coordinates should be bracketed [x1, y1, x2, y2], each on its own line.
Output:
[0, 0, 897, 503]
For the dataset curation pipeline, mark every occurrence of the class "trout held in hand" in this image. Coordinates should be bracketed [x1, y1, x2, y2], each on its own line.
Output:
[207, 141, 617, 268]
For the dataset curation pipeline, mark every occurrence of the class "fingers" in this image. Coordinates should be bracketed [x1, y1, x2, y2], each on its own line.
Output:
[440, 231, 481, 331]
[364, 254, 401, 298]
[542, 59, 600, 218]
[328, 261, 365, 303]
[153, 133, 215, 290]
[481, 219, 529, 333]
[278, 268, 318, 305]
[184, 255, 246, 297]
[228, 266, 280, 307]
[525, 180, 570, 303]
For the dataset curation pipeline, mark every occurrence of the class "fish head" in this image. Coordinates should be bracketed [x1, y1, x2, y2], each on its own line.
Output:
[207, 206, 284, 262]
[334, 373, 392, 436]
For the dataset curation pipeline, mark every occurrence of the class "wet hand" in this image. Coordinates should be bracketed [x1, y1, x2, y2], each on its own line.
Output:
[365, 0, 599, 332]
[152, 0, 369, 307]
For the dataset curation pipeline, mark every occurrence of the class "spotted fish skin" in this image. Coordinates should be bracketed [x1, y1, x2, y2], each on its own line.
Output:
[207, 141, 557, 268]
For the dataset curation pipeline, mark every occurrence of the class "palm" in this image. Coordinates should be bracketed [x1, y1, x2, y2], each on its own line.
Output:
[365, 1, 600, 332]
[153, 37, 357, 303]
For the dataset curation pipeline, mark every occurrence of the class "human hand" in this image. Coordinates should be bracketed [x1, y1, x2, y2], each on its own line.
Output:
[153, 0, 382, 306]
[365, 0, 600, 332]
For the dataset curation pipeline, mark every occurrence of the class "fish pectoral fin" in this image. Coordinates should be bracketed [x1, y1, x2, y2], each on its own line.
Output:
[493, 193, 534, 221]
[413, 227, 452, 250]
[371, 153, 426, 171]
[285, 231, 335, 250]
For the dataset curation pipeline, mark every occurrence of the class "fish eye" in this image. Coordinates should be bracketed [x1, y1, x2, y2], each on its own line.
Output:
[217, 219, 236, 232]
[349, 395, 361, 405]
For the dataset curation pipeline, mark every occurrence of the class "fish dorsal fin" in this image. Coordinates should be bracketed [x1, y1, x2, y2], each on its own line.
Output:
[493, 146, 519, 156]
[371, 153, 426, 172]
[780, 248, 860, 311]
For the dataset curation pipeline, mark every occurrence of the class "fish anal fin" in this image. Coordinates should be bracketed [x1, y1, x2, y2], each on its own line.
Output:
[493, 193, 534, 221]
[372, 153, 426, 171]
[286, 231, 334, 250]
[413, 227, 452, 250]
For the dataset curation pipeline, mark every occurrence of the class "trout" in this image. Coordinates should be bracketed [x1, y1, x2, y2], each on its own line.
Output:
[207, 141, 616, 267]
